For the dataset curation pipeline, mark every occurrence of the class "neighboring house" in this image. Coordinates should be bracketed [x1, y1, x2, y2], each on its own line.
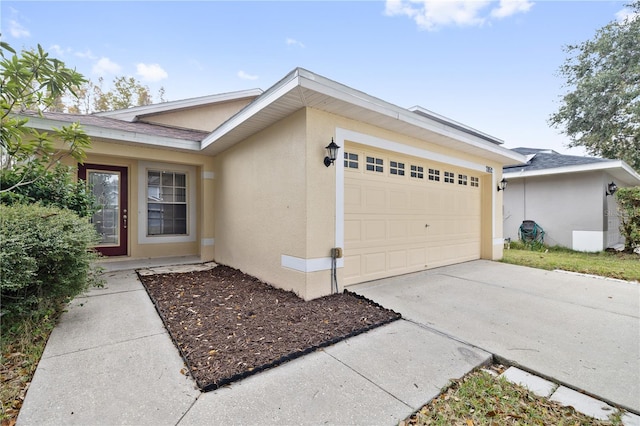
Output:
[21, 68, 524, 299]
[503, 147, 640, 252]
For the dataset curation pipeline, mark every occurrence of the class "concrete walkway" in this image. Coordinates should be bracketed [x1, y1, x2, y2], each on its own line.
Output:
[17, 259, 639, 425]
[17, 265, 490, 425]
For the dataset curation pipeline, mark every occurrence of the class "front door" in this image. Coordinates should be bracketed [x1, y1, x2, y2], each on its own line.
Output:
[79, 164, 128, 256]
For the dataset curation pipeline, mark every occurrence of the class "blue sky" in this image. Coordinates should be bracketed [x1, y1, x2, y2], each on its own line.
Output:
[1, 1, 634, 155]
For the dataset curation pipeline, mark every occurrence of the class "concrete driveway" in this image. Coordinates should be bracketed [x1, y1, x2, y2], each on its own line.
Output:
[349, 260, 640, 413]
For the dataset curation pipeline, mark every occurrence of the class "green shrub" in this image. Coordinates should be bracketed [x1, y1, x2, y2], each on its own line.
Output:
[0, 164, 96, 218]
[0, 204, 102, 321]
[616, 187, 640, 252]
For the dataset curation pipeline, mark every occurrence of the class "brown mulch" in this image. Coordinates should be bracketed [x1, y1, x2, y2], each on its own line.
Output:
[138, 265, 400, 391]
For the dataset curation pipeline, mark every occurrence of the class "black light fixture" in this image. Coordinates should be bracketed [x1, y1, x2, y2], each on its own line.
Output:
[605, 181, 618, 196]
[324, 138, 340, 167]
[497, 178, 508, 192]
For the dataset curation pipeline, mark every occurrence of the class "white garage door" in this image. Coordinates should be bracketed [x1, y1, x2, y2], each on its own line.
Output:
[343, 146, 482, 286]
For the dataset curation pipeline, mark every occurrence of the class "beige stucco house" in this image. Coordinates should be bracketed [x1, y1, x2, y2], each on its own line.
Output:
[24, 68, 525, 299]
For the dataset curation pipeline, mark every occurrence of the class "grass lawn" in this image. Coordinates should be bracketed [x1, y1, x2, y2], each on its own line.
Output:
[402, 367, 624, 425]
[501, 243, 640, 282]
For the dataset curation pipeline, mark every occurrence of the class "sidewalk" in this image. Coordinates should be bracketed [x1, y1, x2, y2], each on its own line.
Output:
[17, 266, 491, 425]
[17, 259, 639, 425]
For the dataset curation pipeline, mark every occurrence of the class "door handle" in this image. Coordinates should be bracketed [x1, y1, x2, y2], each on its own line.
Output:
[123, 214, 127, 229]
[425, 224, 430, 228]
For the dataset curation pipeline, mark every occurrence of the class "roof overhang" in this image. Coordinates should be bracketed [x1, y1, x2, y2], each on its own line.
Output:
[504, 160, 640, 186]
[23, 115, 201, 152]
[201, 68, 526, 165]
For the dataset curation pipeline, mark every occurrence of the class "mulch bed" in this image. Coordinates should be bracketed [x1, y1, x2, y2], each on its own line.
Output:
[138, 265, 400, 391]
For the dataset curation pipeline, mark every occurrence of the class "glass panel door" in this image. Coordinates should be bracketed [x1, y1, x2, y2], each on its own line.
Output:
[79, 164, 128, 256]
[89, 171, 120, 246]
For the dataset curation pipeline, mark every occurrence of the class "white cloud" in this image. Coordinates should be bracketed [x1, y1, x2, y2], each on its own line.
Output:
[136, 63, 168, 82]
[385, 0, 533, 31]
[490, 0, 533, 19]
[9, 19, 30, 38]
[50, 44, 65, 56]
[92, 57, 122, 76]
[75, 49, 96, 60]
[237, 70, 259, 80]
[616, 6, 639, 23]
[286, 38, 305, 48]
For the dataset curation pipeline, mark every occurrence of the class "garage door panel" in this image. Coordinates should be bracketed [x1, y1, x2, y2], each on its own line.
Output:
[344, 219, 362, 243]
[364, 252, 386, 275]
[363, 220, 386, 241]
[343, 147, 482, 286]
[388, 250, 407, 270]
[344, 255, 361, 280]
[389, 190, 408, 209]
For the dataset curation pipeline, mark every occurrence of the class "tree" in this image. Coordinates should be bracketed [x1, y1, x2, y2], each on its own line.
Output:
[616, 186, 640, 252]
[67, 76, 163, 113]
[1, 40, 91, 193]
[549, 1, 640, 171]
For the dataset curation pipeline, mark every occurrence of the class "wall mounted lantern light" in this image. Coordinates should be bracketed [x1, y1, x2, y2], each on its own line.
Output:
[324, 138, 340, 167]
[497, 178, 508, 192]
[605, 181, 618, 196]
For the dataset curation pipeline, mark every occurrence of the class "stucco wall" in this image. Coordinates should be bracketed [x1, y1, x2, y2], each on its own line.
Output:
[140, 99, 255, 132]
[503, 172, 604, 249]
[213, 109, 311, 297]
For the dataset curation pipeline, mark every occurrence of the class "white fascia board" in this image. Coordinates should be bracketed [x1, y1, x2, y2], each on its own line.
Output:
[26, 116, 201, 152]
[504, 160, 640, 184]
[201, 71, 301, 150]
[96, 89, 264, 122]
[408, 105, 504, 145]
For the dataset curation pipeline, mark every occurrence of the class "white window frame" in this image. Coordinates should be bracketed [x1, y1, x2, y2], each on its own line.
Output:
[138, 161, 197, 244]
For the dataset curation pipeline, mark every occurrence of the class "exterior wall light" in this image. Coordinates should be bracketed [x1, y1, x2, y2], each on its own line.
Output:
[324, 138, 340, 167]
[497, 178, 508, 192]
[606, 181, 618, 196]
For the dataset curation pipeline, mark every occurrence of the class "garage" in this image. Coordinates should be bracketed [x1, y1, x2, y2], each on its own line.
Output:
[343, 144, 482, 286]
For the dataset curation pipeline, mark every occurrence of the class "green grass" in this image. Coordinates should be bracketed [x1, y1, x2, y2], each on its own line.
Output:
[402, 368, 623, 425]
[500, 243, 640, 282]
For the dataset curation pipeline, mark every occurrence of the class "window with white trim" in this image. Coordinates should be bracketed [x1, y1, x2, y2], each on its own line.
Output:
[470, 176, 479, 187]
[458, 174, 468, 186]
[428, 168, 440, 182]
[147, 170, 187, 235]
[344, 152, 359, 169]
[366, 156, 384, 173]
[410, 165, 424, 179]
[444, 171, 455, 184]
[390, 161, 405, 176]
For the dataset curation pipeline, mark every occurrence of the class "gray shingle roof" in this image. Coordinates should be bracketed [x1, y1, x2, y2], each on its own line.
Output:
[504, 147, 610, 172]
[21, 110, 209, 142]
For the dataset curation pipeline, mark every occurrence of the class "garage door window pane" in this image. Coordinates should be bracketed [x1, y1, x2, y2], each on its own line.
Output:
[444, 171, 455, 183]
[366, 156, 383, 173]
[344, 152, 359, 169]
[390, 161, 405, 176]
[411, 165, 424, 179]
[458, 174, 468, 185]
[428, 169, 440, 181]
[471, 176, 479, 187]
